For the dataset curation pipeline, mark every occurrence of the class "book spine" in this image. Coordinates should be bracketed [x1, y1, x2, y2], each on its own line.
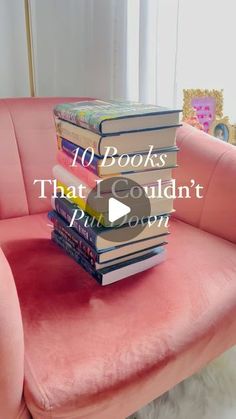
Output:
[48, 211, 99, 263]
[57, 137, 100, 175]
[55, 119, 101, 154]
[54, 196, 97, 248]
[54, 109, 100, 134]
[52, 230, 102, 284]
[56, 181, 107, 226]
[56, 150, 99, 189]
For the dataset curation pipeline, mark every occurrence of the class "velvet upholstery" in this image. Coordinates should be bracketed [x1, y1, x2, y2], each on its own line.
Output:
[0, 98, 89, 219]
[0, 249, 25, 419]
[0, 98, 235, 419]
[173, 123, 236, 243]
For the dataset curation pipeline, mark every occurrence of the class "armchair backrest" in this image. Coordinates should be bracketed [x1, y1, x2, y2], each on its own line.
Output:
[0, 97, 84, 220]
[174, 124, 236, 243]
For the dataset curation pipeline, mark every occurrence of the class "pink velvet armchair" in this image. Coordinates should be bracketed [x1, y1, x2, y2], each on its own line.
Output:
[0, 98, 236, 419]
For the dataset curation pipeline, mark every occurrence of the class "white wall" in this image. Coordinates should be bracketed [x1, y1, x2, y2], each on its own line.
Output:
[0, 0, 30, 97]
[176, 0, 236, 121]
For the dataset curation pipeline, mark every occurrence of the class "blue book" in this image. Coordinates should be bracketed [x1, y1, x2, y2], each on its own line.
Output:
[52, 195, 169, 251]
[48, 210, 168, 265]
[57, 136, 101, 174]
[51, 229, 166, 286]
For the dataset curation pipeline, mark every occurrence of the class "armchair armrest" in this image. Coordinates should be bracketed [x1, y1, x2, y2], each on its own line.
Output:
[174, 124, 236, 243]
[0, 248, 25, 419]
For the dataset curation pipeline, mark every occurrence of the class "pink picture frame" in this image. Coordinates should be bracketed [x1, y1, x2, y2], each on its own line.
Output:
[183, 89, 224, 133]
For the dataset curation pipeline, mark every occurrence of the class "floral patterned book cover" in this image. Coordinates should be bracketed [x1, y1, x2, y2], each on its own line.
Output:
[54, 100, 180, 134]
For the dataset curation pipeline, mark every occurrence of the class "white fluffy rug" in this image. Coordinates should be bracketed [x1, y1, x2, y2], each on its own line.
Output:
[129, 346, 236, 419]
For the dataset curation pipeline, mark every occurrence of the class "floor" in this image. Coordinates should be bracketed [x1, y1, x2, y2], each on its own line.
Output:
[128, 346, 236, 419]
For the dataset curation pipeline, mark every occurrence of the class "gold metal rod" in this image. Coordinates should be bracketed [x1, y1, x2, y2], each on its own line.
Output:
[24, 0, 35, 96]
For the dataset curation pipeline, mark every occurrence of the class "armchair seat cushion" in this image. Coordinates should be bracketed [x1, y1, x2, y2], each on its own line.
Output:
[1, 213, 236, 418]
[0, 213, 50, 247]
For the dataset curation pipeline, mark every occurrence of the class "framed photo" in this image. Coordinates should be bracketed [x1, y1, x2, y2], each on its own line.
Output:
[210, 117, 234, 144]
[183, 89, 224, 133]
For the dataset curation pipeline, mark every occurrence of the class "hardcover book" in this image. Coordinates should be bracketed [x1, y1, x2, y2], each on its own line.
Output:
[52, 195, 169, 250]
[53, 165, 174, 217]
[54, 99, 181, 135]
[57, 150, 100, 188]
[55, 117, 179, 156]
[53, 164, 172, 198]
[51, 227, 160, 270]
[48, 210, 168, 264]
[55, 180, 173, 227]
[52, 229, 166, 286]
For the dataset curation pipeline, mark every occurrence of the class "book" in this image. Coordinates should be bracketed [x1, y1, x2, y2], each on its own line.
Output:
[51, 226, 159, 270]
[57, 150, 99, 188]
[52, 195, 169, 250]
[57, 137, 178, 176]
[55, 117, 179, 156]
[53, 163, 172, 198]
[48, 210, 168, 264]
[54, 99, 181, 135]
[52, 229, 166, 286]
[57, 149, 173, 190]
[57, 137, 98, 174]
[53, 165, 174, 215]
[56, 181, 174, 227]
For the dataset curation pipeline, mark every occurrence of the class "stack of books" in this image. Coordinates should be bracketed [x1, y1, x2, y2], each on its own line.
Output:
[48, 100, 181, 285]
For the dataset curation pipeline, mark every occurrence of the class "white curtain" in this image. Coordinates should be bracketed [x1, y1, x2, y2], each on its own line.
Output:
[0, 0, 29, 97]
[30, 0, 128, 99]
[30, 0, 179, 107]
[126, 0, 179, 107]
[1, 0, 236, 122]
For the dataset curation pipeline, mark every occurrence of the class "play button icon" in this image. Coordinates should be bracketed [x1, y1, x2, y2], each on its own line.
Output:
[108, 198, 131, 223]
[85, 176, 151, 243]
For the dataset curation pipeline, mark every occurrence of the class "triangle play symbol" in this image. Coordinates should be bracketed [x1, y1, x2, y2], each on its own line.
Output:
[108, 197, 131, 223]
